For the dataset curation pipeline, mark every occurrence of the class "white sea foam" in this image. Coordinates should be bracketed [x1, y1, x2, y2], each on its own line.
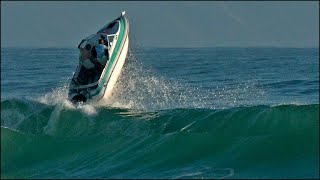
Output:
[36, 84, 70, 106]
[43, 102, 65, 135]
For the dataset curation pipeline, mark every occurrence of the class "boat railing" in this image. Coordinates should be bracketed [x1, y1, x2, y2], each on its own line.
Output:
[107, 34, 117, 52]
[72, 77, 102, 90]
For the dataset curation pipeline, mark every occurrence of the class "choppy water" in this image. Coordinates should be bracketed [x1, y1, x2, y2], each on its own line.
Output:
[1, 47, 319, 178]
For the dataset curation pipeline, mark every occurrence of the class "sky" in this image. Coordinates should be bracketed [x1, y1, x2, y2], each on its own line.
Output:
[1, 1, 319, 48]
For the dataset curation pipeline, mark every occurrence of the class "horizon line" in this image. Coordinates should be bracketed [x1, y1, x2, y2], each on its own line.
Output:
[1, 45, 319, 49]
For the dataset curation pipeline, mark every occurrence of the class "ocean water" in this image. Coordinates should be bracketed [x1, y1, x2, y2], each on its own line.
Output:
[1, 47, 319, 178]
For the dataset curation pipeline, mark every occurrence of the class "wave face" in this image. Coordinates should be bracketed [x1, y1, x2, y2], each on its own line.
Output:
[1, 99, 319, 178]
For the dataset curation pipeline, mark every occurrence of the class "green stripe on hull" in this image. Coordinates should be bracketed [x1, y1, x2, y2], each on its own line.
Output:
[91, 17, 126, 97]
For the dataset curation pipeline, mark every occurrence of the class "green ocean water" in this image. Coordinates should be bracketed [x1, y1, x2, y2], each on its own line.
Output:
[1, 99, 319, 178]
[1, 47, 319, 178]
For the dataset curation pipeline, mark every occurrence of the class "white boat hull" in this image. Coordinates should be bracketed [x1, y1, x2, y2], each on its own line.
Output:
[68, 11, 129, 104]
[103, 37, 129, 99]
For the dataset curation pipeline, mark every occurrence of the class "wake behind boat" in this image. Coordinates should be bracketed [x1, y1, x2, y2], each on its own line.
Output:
[68, 11, 129, 104]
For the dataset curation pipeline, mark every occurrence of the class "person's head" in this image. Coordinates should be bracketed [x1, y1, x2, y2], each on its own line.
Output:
[99, 39, 104, 44]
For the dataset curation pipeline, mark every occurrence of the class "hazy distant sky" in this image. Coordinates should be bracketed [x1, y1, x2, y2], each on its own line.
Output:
[1, 1, 319, 48]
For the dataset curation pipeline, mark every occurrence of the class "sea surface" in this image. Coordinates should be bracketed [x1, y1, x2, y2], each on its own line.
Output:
[1, 47, 319, 178]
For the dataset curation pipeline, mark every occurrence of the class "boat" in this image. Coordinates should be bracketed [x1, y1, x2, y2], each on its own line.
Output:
[68, 11, 129, 104]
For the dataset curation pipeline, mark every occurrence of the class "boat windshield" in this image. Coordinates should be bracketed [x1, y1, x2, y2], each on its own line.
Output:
[78, 40, 87, 49]
[98, 20, 120, 34]
[78, 34, 109, 49]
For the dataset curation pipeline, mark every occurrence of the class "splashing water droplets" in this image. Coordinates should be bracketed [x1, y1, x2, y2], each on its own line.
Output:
[36, 84, 70, 105]
[33, 49, 266, 111]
